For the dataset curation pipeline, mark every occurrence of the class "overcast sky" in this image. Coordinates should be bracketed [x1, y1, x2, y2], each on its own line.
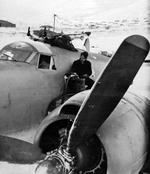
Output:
[0, 0, 148, 25]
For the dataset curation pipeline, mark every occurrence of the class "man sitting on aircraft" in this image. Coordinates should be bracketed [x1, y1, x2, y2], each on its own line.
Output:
[71, 51, 94, 89]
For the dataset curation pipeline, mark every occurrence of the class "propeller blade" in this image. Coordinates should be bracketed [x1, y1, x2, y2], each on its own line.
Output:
[67, 35, 150, 154]
[0, 135, 46, 164]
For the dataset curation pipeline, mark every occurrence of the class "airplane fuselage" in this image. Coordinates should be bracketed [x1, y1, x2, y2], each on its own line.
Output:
[0, 40, 109, 141]
[0, 61, 63, 134]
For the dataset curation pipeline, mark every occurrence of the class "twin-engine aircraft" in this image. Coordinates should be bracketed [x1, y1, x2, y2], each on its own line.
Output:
[0, 34, 150, 174]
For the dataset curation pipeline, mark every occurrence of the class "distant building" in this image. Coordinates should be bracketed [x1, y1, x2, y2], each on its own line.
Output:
[0, 20, 16, 27]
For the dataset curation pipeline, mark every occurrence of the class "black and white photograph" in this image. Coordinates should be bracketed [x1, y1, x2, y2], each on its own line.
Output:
[0, 0, 150, 173]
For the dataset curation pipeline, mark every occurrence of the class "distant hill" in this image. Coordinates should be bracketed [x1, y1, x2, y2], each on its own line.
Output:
[71, 0, 149, 23]
[0, 20, 16, 27]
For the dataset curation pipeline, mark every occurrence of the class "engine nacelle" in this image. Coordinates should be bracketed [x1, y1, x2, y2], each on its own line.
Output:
[34, 90, 150, 174]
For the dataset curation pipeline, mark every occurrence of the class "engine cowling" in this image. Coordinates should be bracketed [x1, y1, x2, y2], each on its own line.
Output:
[34, 90, 150, 174]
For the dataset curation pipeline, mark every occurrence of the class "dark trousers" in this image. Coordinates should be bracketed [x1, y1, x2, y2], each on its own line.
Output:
[85, 77, 95, 89]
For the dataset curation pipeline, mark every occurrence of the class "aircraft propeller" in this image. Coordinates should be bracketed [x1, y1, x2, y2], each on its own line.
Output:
[67, 34, 150, 154]
[0, 135, 46, 164]
[34, 35, 150, 174]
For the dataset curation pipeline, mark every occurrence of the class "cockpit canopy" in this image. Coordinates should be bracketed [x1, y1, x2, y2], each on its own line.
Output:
[0, 41, 56, 70]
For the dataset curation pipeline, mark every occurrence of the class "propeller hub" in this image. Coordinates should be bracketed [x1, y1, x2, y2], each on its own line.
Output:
[35, 146, 75, 174]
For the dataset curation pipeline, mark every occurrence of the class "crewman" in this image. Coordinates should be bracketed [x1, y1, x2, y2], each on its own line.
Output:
[71, 51, 94, 89]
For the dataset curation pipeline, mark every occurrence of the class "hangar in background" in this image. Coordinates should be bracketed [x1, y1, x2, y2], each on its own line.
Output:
[0, 20, 16, 27]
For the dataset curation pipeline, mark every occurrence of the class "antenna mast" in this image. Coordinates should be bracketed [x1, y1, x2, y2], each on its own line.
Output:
[53, 14, 57, 32]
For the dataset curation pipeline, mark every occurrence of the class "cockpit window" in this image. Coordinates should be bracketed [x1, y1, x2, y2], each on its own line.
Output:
[38, 55, 50, 69]
[0, 49, 31, 62]
[0, 42, 56, 71]
[38, 54, 56, 70]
